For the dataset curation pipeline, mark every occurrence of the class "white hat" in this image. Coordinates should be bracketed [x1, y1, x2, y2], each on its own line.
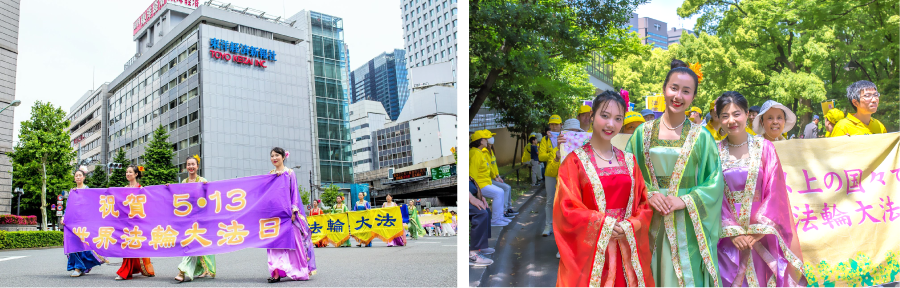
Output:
[562, 118, 583, 132]
[753, 100, 796, 136]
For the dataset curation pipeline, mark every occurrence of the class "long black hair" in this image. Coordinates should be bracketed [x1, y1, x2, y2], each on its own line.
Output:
[715, 91, 749, 116]
[662, 59, 699, 96]
[591, 90, 627, 118]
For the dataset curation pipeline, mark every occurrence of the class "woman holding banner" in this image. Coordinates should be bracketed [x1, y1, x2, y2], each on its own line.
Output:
[116, 165, 156, 280]
[382, 194, 406, 246]
[353, 192, 373, 247]
[63, 167, 104, 277]
[309, 200, 326, 248]
[266, 147, 317, 283]
[329, 196, 352, 247]
[624, 59, 725, 287]
[554, 90, 654, 287]
[713, 92, 807, 286]
[175, 155, 216, 282]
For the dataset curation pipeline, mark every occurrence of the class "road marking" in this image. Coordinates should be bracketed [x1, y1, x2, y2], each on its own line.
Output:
[0, 256, 27, 262]
[415, 241, 441, 243]
[442, 245, 457, 247]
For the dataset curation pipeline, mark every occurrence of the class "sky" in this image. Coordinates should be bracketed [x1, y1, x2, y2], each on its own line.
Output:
[13, 0, 405, 143]
[635, 0, 701, 31]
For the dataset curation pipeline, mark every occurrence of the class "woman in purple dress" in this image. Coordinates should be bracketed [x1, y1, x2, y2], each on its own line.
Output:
[713, 92, 806, 287]
[266, 147, 317, 283]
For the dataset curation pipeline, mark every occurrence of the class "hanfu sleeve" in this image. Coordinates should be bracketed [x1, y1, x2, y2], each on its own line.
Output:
[678, 129, 725, 240]
[618, 153, 656, 287]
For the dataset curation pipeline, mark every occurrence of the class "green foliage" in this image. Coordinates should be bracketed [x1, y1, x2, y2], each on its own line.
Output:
[672, 0, 898, 131]
[108, 149, 129, 188]
[84, 167, 108, 188]
[141, 126, 178, 186]
[320, 185, 342, 209]
[298, 186, 310, 207]
[9, 101, 76, 230]
[0, 231, 64, 250]
[469, 0, 650, 137]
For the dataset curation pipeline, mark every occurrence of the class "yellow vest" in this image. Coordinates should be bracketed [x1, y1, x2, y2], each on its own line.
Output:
[469, 147, 492, 188]
[538, 136, 560, 177]
[484, 148, 499, 179]
[705, 122, 728, 141]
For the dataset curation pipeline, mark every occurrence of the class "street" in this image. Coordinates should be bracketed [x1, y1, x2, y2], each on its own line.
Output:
[0, 235, 456, 287]
[470, 184, 559, 287]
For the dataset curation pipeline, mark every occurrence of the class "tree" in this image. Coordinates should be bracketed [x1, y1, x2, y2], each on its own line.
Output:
[469, 0, 649, 126]
[108, 149, 129, 188]
[141, 126, 178, 186]
[320, 185, 342, 209]
[9, 101, 75, 230]
[85, 168, 108, 188]
[298, 186, 310, 207]
[675, 0, 898, 131]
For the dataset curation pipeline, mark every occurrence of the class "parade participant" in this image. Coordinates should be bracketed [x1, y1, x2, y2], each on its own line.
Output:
[577, 104, 594, 132]
[714, 91, 807, 286]
[705, 100, 728, 141]
[175, 155, 215, 282]
[63, 168, 103, 277]
[116, 165, 156, 280]
[625, 59, 725, 287]
[753, 100, 796, 142]
[539, 115, 563, 236]
[440, 208, 456, 236]
[823, 108, 845, 137]
[352, 192, 373, 247]
[309, 200, 326, 248]
[382, 194, 406, 246]
[831, 80, 886, 137]
[330, 196, 351, 247]
[687, 106, 703, 124]
[554, 90, 655, 287]
[803, 115, 820, 139]
[529, 136, 541, 187]
[265, 147, 316, 283]
[641, 109, 656, 122]
[407, 200, 425, 240]
[484, 130, 517, 217]
[622, 111, 645, 134]
[471, 130, 510, 227]
[747, 105, 761, 136]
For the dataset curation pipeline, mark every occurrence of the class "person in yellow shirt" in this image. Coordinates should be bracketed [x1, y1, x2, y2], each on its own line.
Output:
[823, 108, 846, 137]
[440, 208, 456, 236]
[576, 105, 593, 132]
[830, 80, 886, 137]
[469, 130, 509, 226]
[687, 106, 703, 124]
[483, 130, 518, 218]
[539, 115, 562, 237]
[704, 100, 728, 141]
[747, 105, 760, 135]
[622, 111, 645, 134]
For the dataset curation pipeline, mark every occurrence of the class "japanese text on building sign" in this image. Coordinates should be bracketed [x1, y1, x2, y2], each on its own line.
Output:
[209, 38, 276, 68]
[63, 174, 297, 257]
[134, 0, 200, 36]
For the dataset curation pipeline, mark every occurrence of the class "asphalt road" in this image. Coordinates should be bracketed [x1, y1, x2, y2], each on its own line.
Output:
[470, 183, 560, 287]
[0, 235, 457, 287]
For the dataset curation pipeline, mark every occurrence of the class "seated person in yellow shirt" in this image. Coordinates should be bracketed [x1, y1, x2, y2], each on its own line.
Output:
[830, 80, 886, 137]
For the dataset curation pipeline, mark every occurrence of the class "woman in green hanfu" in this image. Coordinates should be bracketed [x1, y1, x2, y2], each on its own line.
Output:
[329, 195, 352, 247]
[625, 59, 725, 287]
[407, 200, 426, 240]
[175, 155, 216, 282]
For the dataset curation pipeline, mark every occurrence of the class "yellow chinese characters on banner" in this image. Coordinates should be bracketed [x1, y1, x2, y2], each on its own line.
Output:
[347, 207, 403, 245]
[306, 215, 328, 245]
[773, 133, 900, 287]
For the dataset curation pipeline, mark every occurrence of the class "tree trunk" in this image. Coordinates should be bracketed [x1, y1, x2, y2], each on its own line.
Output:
[41, 157, 47, 231]
[469, 42, 513, 124]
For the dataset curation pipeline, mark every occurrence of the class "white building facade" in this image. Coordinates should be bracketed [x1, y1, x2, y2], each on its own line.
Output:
[350, 100, 390, 173]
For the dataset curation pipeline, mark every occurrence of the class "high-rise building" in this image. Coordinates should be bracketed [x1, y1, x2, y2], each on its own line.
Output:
[668, 27, 695, 46]
[0, 0, 20, 214]
[400, 0, 458, 70]
[350, 49, 409, 121]
[638, 17, 668, 50]
[68, 84, 109, 173]
[100, 1, 360, 192]
[349, 100, 390, 174]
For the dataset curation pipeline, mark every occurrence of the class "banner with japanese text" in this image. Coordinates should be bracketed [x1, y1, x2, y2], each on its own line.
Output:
[62, 174, 296, 257]
[773, 133, 899, 287]
[347, 207, 403, 245]
[320, 213, 350, 247]
[306, 214, 327, 245]
[418, 214, 444, 225]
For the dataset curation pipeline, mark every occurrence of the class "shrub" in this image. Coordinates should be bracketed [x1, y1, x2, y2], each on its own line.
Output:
[0, 215, 38, 225]
[0, 231, 64, 250]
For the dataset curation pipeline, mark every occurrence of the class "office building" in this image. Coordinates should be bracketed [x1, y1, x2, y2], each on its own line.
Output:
[350, 49, 410, 121]
[349, 100, 390, 174]
[668, 27, 694, 46]
[0, 0, 19, 214]
[68, 84, 109, 172]
[638, 17, 668, 50]
[400, 0, 458, 70]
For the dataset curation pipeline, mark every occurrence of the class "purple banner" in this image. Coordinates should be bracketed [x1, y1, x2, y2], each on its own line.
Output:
[63, 174, 296, 257]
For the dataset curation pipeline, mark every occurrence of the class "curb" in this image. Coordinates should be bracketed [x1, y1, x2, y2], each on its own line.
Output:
[0, 245, 63, 252]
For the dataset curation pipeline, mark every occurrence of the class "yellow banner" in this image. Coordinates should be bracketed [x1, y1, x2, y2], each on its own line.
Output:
[418, 214, 444, 225]
[608, 132, 900, 286]
[321, 213, 350, 247]
[347, 207, 404, 245]
[821, 100, 835, 116]
[306, 215, 328, 245]
[646, 96, 666, 112]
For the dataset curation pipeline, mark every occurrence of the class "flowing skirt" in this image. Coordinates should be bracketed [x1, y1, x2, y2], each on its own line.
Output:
[266, 220, 317, 280]
[116, 258, 154, 279]
[177, 255, 216, 281]
[386, 236, 406, 247]
[66, 251, 103, 272]
[440, 223, 456, 236]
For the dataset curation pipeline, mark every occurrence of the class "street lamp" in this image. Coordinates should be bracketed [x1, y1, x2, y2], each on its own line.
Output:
[13, 187, 23, 215]
[0, 99, 21, 114]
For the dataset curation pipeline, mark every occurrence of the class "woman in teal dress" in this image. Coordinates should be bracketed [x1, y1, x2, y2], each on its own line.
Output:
[352, 192, 373, 247]
[407, 200, 425, 240]
[625, 59, 725, 287]
[175, 155, 216, 282]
